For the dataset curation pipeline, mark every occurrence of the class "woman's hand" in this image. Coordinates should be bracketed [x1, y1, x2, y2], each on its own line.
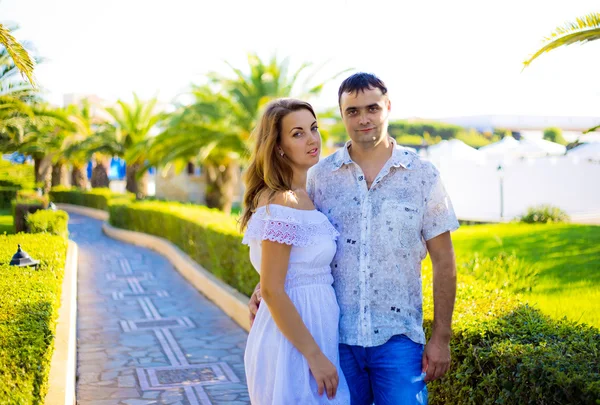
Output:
[307, 351, 339, 400]
[248, 283, 261, 326]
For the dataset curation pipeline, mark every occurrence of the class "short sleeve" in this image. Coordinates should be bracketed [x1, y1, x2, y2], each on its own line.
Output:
[242, 206, 339, 247]
[421, 163, 460, 241]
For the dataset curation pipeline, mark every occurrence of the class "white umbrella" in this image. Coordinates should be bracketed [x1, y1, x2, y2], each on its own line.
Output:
[579, 133, 600, 143]
[514, 138, 566, 158]
[479, 136, 520, 159]
[568, 143, 600, 159]
[427, 139, 485, 163]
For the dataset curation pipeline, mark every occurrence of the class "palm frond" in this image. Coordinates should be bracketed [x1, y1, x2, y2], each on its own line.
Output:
[584, 124, 600, 134]
[0, 23, 36, 87]
[523, 12, 600, 68]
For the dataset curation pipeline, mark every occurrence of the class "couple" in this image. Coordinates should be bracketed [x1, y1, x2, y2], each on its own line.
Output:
[240, 73, 459, 404]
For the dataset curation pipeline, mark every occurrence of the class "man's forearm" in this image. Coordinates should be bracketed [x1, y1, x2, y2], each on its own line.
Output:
[431, 254, 456, 341]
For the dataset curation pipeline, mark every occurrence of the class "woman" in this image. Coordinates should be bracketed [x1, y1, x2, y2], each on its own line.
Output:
[241, 98, 350, 404]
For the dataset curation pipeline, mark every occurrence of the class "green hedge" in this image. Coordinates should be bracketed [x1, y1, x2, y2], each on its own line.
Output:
[0, 233, 68, 404]
[521, 204, 570, 224]
[0, 186, 19, 209]
[109, 200, 258, 296]
[421, 267, 600, 404]
[0, 160, 36, 190]
[49, 187, 135, 211]
[26, 210, 69, 239]
[11, 196, 49, 234]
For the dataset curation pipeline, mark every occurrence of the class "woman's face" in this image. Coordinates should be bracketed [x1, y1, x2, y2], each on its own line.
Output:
[278, 109, 321, 170]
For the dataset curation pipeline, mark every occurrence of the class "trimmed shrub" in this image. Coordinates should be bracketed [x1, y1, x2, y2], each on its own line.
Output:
[0, 233, 68, 404]
[109, 200, 258, 296]
[12, 198, 49, 234]
[395, 134, 425, 146]
[49, 187, 135, 211]
[422, 271, 600, 404]
[0, 160, 37, 190]
[26, 210, 69, 239]
[521, 205, 570, 224]
[16, 189, 44, 202]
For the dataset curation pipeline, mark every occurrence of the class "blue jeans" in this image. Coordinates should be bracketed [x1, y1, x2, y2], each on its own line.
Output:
[339, 335, 427, 405]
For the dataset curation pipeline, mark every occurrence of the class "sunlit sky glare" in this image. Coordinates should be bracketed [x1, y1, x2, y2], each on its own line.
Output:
[2, 0, 600, 120]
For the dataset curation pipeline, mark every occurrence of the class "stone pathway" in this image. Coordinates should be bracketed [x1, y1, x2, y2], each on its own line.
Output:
[69, 213, 249, 404]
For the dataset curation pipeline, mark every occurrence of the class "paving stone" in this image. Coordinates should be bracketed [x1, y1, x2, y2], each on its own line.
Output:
[129, 350, 148, 357]
[78, 372, 100, 384]
[142, 391, 160, 399]
[118, 375, 137, 387]
[160, 390, 184, 402]
[101, 371, 119, 380]
[122, 399, 157, 405]
[108, 388, 141, 398]
[213, 394, 239, 401]
[215, 402, 249, 405]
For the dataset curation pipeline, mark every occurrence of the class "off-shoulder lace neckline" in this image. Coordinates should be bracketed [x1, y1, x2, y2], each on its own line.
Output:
[254, 204, 317, 213]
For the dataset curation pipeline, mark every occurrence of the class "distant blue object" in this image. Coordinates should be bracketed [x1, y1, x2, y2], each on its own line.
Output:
[3, 152, 26, 163]
[109, 157, 126, 180]
[86, 161, 93, 179]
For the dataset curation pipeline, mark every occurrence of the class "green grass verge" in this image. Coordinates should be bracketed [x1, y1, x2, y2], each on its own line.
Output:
[0, 233, 68, 403]
[452, 223, 600, 328]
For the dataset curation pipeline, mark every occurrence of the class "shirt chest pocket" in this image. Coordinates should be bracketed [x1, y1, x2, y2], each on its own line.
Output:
[380, 201, 422, 249]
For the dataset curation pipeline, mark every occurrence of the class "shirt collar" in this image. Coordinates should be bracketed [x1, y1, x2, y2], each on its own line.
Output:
[331, 137, 415, 171]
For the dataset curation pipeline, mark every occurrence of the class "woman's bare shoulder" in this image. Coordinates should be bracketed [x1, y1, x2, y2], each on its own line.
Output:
[256, 189, 314, 210]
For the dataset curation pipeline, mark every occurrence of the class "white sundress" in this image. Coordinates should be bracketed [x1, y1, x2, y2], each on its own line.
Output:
[242, 204, 351, 405]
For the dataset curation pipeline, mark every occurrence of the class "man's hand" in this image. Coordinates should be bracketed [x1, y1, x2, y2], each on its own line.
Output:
[248, 283, 262, 327]
[424, 231, 456, 382]
[422, 335, 451, 382]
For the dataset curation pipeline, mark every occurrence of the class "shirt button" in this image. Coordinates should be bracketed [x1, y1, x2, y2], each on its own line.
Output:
[358, 176, 364, 181]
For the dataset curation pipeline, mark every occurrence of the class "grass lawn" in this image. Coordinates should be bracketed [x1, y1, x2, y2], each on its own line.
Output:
[0, 209, 12, 235]
[452, 223, 600, 328]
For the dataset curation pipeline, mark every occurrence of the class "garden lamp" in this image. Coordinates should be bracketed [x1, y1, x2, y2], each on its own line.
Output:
[9, 245, 40, 268]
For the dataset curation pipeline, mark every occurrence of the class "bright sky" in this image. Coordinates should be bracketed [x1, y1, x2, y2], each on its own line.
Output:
[2, 0, 599, 119]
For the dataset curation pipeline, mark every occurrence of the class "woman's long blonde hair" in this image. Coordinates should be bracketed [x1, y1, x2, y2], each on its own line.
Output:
[240, 98, 317, 231]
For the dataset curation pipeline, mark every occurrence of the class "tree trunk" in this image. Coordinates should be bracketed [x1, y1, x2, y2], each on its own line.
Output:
[91, 158, 110, 188]
[51, 162, 70, 187]
[204, 162, 238, 215]
[71, 163, 88, 189]
[125, 162, 147, 199]
[34, 156, 53, 193]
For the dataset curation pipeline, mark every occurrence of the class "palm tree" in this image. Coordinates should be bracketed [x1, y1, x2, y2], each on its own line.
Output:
[79, 94, 165, 197]
[59, 100, 113, 189]
[0, 23, 35, 87]
[523, 12, 600, 132]
[146, 53, 349, 213]
[11, 103, 76, 192]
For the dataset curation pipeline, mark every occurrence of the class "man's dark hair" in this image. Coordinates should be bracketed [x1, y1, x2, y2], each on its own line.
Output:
[338, 73, 388, 107]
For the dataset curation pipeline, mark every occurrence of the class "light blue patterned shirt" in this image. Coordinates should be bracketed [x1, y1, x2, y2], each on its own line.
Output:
[307, 138, 459, 347]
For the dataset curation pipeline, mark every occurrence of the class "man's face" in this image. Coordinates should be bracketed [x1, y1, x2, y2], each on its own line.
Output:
[339, 87, 391, 146]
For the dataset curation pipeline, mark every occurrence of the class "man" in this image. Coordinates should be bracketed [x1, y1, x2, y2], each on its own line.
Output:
[249, 73, 458, 404]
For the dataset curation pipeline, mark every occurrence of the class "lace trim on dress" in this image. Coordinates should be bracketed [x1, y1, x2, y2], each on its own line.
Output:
[242, 205, 339, 247]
